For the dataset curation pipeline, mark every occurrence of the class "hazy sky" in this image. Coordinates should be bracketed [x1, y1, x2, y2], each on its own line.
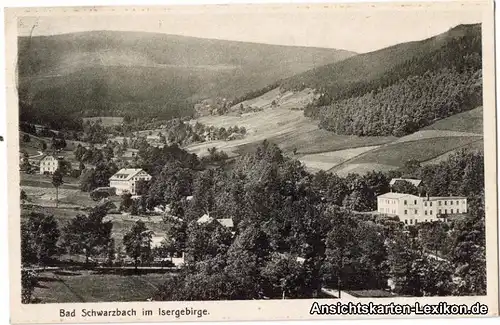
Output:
[17, 4, 483, 53]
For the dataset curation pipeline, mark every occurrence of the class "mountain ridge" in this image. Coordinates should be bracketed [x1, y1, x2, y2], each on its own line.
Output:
[17, 30, 355, 129]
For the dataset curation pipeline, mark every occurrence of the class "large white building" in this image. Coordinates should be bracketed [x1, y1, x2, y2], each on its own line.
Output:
[109, 168, 152, 195]
[39, 155, 59, 174]
[377, 180, 467, 225]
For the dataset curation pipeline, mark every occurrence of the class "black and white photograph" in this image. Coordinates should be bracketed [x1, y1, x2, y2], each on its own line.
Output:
[4, 1, 498, 323]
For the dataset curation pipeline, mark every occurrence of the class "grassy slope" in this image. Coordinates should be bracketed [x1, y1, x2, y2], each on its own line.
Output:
[348, 136, 481, 167]
[422, 106, 483, 133]
[18, 31, 355, 120]
[33, 270, 170, 303]
[187, 107, 395, 159]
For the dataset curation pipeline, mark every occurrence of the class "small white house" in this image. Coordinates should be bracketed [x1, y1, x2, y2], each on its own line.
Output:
[109, 168, 152, 195]
[39, 155, 59, 174]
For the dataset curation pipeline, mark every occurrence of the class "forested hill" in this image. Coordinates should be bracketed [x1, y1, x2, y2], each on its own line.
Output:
[238, 24, 482, 137]
[17, 31, 354, 129]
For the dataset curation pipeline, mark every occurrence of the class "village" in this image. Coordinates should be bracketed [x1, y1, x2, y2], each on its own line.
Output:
[18, 118, 477, 303]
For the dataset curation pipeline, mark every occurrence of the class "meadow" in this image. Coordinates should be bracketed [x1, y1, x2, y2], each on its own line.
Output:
[33, 270, 172, 303]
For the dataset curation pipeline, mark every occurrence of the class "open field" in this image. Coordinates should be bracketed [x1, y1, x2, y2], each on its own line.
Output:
[297, 145, 380, 172]
[33, 270, 171, 303]
[330, 136, 482, 176]
[394, 130, 482, 144]
[331, 163, 400, 177]
[421, 139, 484, 166]
[229, 87, 318, 111]
[422, 106, 483, 133]
[187, 107, 395, 160]
[21, 173, 80, 188]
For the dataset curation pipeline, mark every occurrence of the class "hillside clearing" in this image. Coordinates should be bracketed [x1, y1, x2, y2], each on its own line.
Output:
[421, 139, 484, 166]
[298, 145, 380, 172]
[394, 130, 482, 144]
[333, 136, 482, 175]
[82, 116, 124, 127]
[188, 108, 395, 158]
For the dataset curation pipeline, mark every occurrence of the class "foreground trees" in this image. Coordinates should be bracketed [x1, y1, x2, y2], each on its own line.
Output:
[51, 169, 64, 207]
[21, 213, 60, 265]
[150, 140, 485, 300]
[123, 220, 153, 269]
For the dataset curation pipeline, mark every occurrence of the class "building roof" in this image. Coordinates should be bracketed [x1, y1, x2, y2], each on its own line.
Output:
[109, 168, 149, 181]
[197, 214, 214, 224]
[427, 196, 467, 200]
[39, 154, 56, 161]
[217, 218, 234, 228]
[389, 178, 422, 187]
[151, 236, 164, 248]
[377, 192, 414, 199]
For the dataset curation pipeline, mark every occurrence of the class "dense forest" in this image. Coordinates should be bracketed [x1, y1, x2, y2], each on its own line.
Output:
[229, 24, 482, 137]
[316, 68, 482, 136]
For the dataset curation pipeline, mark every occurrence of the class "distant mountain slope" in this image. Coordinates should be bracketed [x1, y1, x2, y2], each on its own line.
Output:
[281, 24, 481, 100]
[17, 31, 355, 129]
[300, 24, 482, 137]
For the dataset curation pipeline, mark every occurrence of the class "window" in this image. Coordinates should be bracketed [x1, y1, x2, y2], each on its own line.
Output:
[450, 209, 453, 214]
[425, 219, 428, 222]
[430, 210, 433, 215]
[457, 209, 460, 213]
[439, 209, 442, 214]
[430, 202, 433, 207]
[445, 209, 447, 214]
[404, 210, 407, 215]
[425, 210, 428, 215]
[456, 201, 459, 205]
[404, 220, 408, 224]
[404, 200, 407, 205]
[410, 219, 413, 225]
[414, 200, 417, 205]
[444, 201, 447, 206]
[450, 201, 453, 205]
[438, 201, 442, 206]
[414, 209, 418, 214]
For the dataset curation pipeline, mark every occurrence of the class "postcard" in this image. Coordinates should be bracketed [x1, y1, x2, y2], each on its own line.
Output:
[4, 1, 498, 324]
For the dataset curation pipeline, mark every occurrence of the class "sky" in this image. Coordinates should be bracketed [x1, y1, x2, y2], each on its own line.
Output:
[16, 3, 483, 53]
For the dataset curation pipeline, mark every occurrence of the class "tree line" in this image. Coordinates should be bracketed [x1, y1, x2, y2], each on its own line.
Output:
[314, 68, 482, 136]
